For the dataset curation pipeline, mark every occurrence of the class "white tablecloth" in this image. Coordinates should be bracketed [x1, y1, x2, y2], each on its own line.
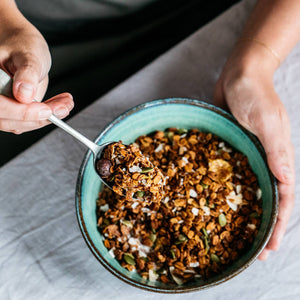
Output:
[1, 0, 300, 299]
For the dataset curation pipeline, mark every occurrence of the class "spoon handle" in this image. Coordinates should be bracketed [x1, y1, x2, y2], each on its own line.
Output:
[48, 113, 99, 153]
[0, 69, 99, 154]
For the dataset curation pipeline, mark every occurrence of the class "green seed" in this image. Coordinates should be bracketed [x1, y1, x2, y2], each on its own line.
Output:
[124, 253, 136, 265]
[175, 234, 187, 245]
[202, 228, 209, 238]
[103, 218, 110, 226]
[177, 128, 188, 135]
[141, 167, 154, 173]
[149, 232, 157, 243]
[210, 203, 215, 209]
[170, 249, 176, 259]
[249, 212, 260, 219]
[211, 253, 220, 263]
[156, 268, 166, 275]
[165, 131, 174, 142]
[136, 191, 145, 198]
[109, 175, 115, 182]
[154, 238, 162, 250]
[122, 220, 133, 228]
[200, 182, 209, 189]
[218, 213, 227, 227]
[204, 236, 210, 251]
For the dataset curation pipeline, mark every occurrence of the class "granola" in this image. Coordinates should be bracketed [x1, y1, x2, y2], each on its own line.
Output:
[96, 129, 262, 284]
[96, 142, 165, 202]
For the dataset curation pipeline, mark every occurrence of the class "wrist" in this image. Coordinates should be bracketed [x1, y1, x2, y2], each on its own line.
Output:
[227, 39, 280, 79]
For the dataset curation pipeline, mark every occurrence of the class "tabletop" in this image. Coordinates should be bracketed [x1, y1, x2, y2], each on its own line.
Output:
[1, 0, 300, 299]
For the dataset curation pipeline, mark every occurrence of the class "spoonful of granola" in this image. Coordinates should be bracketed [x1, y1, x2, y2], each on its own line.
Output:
[96, 142, 165, 202]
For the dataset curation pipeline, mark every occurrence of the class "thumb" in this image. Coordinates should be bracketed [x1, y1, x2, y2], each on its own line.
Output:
[11, 53, 45, 103]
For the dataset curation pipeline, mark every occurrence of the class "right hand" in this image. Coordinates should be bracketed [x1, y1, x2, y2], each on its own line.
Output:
[214, 42, 295, 260]
[0, 18, 74, 134]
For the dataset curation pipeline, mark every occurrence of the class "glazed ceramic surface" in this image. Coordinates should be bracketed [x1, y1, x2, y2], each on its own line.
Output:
[76, 98, 278, 293]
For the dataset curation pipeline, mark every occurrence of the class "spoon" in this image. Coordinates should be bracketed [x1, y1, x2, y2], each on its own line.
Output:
[0, 68, 114, 190]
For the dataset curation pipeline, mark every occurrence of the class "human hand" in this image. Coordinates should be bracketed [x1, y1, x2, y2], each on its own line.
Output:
[214, 42, 295, 260]
[0, 16, 73, 134]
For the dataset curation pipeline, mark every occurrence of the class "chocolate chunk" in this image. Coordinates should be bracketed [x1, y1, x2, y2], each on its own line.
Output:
[96, 158, 112, 177]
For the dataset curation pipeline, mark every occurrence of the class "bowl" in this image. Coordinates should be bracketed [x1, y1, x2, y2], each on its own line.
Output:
[75, 98, 278, 293]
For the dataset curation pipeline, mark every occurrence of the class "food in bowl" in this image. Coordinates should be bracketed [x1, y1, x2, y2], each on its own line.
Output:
[96, 128, 262, 285]
[96, 142, 165, 202]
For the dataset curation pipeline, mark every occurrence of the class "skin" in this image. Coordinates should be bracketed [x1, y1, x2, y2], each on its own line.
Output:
[215, 0, 299, 259]
[0, 0, 298, 259]
[0, 0, 74, 134]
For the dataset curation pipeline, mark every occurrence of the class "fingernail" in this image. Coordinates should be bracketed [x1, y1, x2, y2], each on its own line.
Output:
[18, 83, 33, 99]
[54, 106, 69, 118]
[282, 165, 293, 182]
[66, 101, 74, 111]
[38, 109, 52, 120]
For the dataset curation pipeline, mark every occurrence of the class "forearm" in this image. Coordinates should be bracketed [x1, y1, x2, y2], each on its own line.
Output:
[233, 0, 300, 73]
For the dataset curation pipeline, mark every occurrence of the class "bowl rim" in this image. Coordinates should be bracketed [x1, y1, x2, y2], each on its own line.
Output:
[75, 98, 278, 293]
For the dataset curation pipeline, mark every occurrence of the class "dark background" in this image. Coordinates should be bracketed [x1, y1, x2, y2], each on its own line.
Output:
[0, 0, 240, 166]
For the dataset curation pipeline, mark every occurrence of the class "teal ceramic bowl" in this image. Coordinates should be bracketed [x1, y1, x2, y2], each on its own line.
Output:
[76, 98, 278, 293]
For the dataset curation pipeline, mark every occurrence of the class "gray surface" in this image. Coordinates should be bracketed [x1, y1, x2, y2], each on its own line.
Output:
[1, 0, 300, 299]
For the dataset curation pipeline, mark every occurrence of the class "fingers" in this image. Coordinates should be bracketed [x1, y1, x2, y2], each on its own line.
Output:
[243, 94, 295, 259]
[258, 249, 270, 261]
[247, 93, 295, 185]
[8, 51, 50, 103]
[258, 182, 294, 260]
[258, 120, 294, 186]
[0, 95, 52, 121]
[266, 183, 295, 250]
[0, 119, 51, 134]
[0, 92, 74, 133]
[44, 93, 74, 118]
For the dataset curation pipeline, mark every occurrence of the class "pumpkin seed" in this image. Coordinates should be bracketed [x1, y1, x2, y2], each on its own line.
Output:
[165, 131, 174, 142]
[211, 253, 220, 263]
[149, 232, 157, 243]
[136, 191, 145, 198]
[122, 220, 133, 228]
[249, 212, 260, 219]
[103, 218, 110, 226]
[124, 253, 136, 265]
[141, 167, 154, 173]
[170, 249, 176, 259]
[200, 182, 209, 189]
[156, 268, 167, 275]
[218, 213, 227, 227]
[177, 128, 188, 135]
[175, 234, 187, 245]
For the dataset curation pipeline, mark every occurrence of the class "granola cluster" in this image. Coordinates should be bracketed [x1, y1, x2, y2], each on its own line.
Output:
[96, 128, 262, 284]
[97, 142, 165, 202]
